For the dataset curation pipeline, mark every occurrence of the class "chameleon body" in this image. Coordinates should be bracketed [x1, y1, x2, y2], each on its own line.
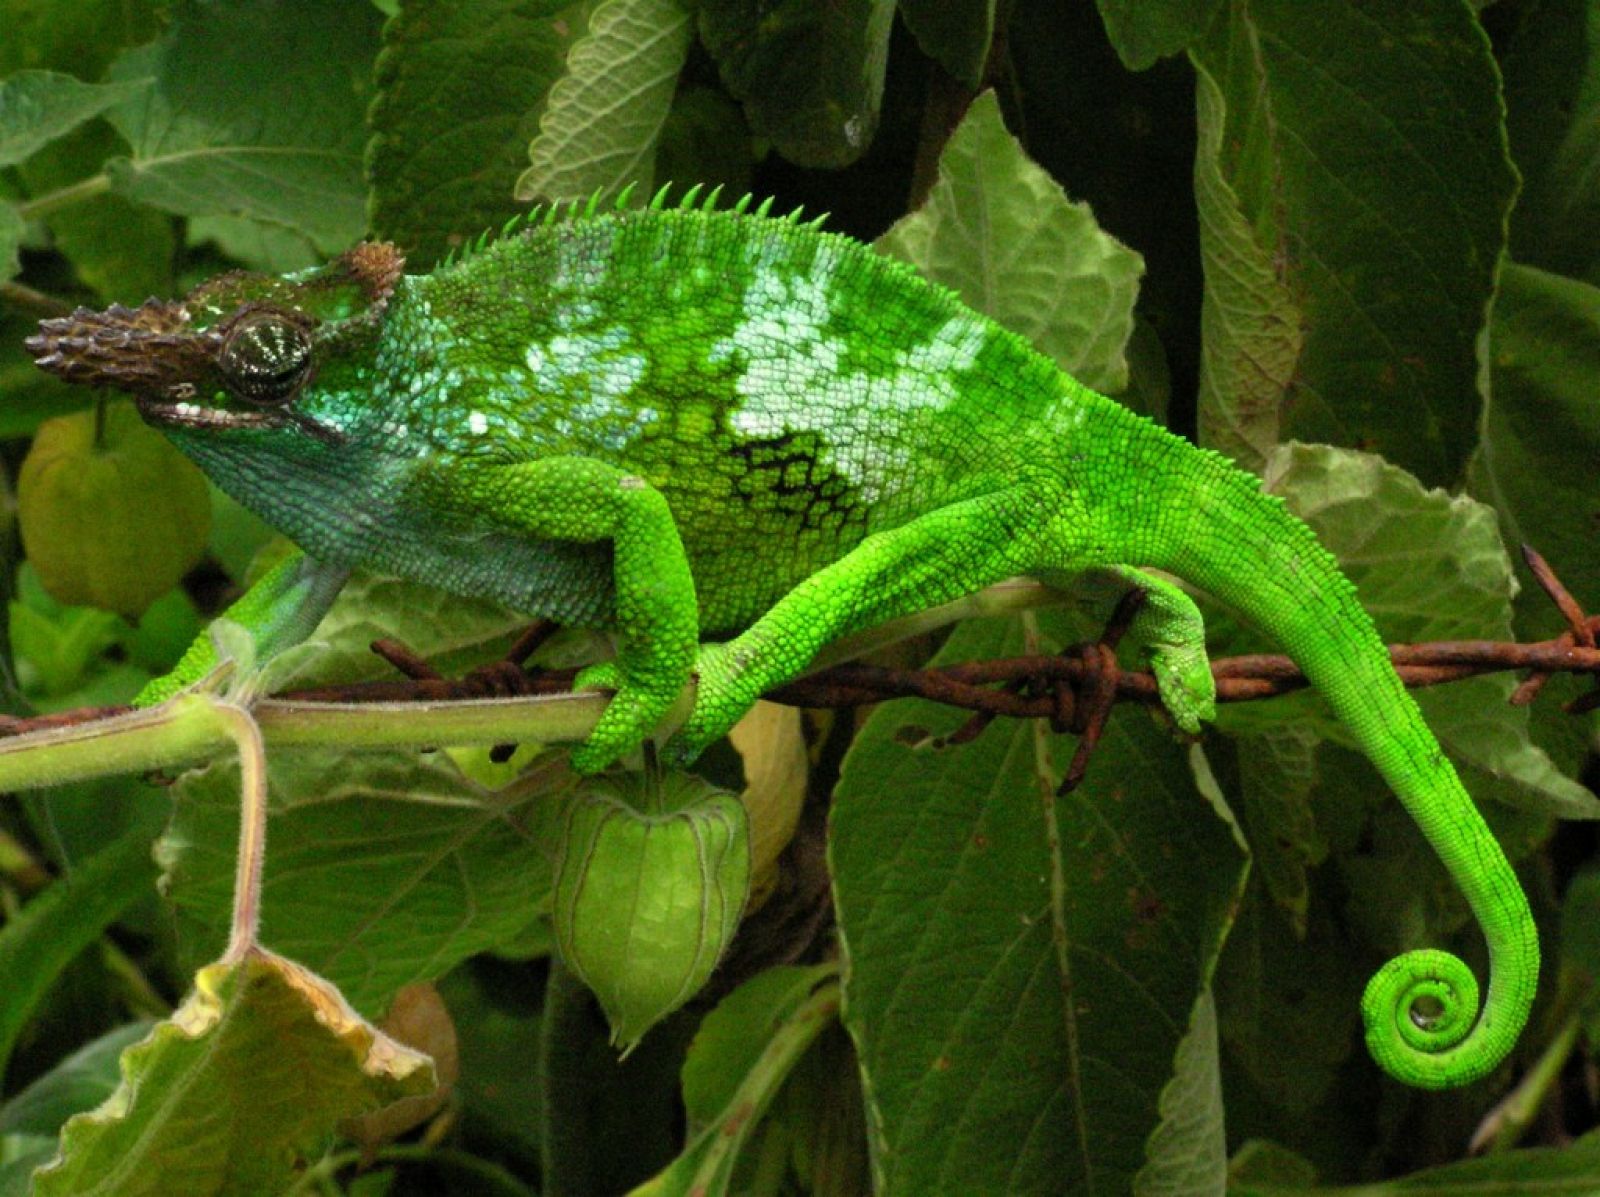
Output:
[26, 191, 1536, 1089]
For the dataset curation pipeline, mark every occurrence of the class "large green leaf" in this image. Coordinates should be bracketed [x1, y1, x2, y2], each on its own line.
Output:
[1471, 263, 1600, 636]
[0, 829, 156, 1084]
[158, 749, 571, 1015]
[0, 71, 146, 168]
[634, 967, 841, 1197]
[698, 0, 894, 169]
[876, 91, 1144, 394]
[1190, 61, 1301, 472]
[20, 122, 177, 303]
[101, 0, 383, 253]
[367, 0, 587, 269]
[0, 0, 161, 79]
[1189, 0, 1516, 485]
[1094, 0, 1221, 69]
[515, 0, 692, 207]
[0, 1021, 152, 1140]
[272, 567, 530, 691]
[1231, 1125, 1600, 1194]
[31, 949, 436, 1197]
[898, 0, 996, 87]
[830, 613, 1248, 1193]
[1500, 0, 1600, 284]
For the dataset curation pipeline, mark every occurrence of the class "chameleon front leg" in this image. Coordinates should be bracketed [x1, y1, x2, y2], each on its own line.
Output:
[661, 488, 1052, 767]
[135, 550, 350, 705]
[1095, 565, 1216, 735]
[427, 457, 699, 774]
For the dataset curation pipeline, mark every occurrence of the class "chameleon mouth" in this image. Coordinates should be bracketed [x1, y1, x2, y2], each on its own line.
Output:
[135, 394, 289, 432]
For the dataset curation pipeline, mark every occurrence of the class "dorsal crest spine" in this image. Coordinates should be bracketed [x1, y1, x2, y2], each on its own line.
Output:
[434, 184, 822, 271]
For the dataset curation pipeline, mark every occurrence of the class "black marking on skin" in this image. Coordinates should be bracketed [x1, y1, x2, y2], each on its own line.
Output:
[726, 431, 865, 536]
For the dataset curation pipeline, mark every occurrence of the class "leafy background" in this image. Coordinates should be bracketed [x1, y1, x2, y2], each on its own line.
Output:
[0, 0, 1598, 1193]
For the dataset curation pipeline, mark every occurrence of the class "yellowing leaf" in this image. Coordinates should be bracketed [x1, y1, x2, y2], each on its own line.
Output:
[728, 699, 807, 908]
[32, 948, 437, 1197]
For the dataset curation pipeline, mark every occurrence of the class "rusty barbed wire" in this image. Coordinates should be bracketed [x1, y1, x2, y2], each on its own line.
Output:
[0, 548, 1595, 747]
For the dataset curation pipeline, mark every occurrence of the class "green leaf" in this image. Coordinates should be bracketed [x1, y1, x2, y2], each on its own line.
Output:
[1214, 889, 1367, 1120]
[0, 0, 162, 79]
[367, 0, 588, 269]
[830, 612, 1248, 1193]
[187, 214, 319, 274]
[0, 830, 157, 1083]
[0, 1136, 56, 1197]
[158, 749, 572, 1015]
[101, 0, 383, 253]
[1231, 725, 1327, 933]
[632, 976, 840, 1197]
[31, 949, 436, 1197]
[1231, 1125, 1600, 1195]
[698, 0, 894, 169]
[515, 0, 693, 207]
[1094, 0, 1220, 69]
[0, 71, 146, 168]
[538, 961, 692, 1194]
[19, 122, 177, 303]
[1501, 0, 1600, 283]
[1190, 60, 1302, 471]
[1136, 988, 1227, 1195]
[0, 1021, 153, 1139]
[897, 0, 996, 88]
[1470, 263, 1600, 637]
[434, 963, 543, 1171]
[876, 91, 1144, 393]
[651, 87, 754, 202]
[0, 201, 20, 283]
[1560, 870, 1600, 1002]
[679, 963, 835, 1129]
[1254, 443, 1598, 821]
[1189, 0, 1517, 485]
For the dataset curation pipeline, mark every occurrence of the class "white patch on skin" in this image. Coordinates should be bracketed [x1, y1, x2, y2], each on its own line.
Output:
[520, 325, 652, 451]
[714, 244, 994, 499]
[468, 410, 489, 435]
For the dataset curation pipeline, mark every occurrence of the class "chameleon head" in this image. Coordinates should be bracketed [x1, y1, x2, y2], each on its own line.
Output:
[24, 242, 405, 447]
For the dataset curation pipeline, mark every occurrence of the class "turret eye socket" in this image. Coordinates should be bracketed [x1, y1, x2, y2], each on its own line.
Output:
[219, 314, 313, 406]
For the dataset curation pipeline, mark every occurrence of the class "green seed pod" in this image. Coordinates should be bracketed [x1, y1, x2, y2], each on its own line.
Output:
[19, 400, 210, 619]
[554, 774, 751, 1052]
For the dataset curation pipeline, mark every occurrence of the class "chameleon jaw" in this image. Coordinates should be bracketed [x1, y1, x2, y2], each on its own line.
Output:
[135, 392, 346, 445]
[136, 392, 288, 432]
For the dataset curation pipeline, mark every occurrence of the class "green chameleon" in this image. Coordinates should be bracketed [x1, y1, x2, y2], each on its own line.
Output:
[25, 188, 1535, 1090]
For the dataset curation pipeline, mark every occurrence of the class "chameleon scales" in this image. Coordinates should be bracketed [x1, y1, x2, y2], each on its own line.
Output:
[26, 188, 1536, 1090]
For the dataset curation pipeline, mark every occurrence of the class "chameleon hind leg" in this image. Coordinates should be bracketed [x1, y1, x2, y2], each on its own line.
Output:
[659, 486, 1066, 767]
[1074, 565, 1216, 734]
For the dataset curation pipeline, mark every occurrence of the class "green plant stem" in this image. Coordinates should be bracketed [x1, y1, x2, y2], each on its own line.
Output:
[209, 701, 269, 962]
[1476, 1008, 1582, 1154]
[16, 173, 112, 221]
[0, 280, 73, 318]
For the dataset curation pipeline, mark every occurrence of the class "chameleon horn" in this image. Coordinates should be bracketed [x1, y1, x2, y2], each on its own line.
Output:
[25, 300, 219, 398]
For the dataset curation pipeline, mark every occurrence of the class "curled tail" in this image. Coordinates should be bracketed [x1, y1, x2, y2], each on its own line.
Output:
[1122, 435, 1538, 1089]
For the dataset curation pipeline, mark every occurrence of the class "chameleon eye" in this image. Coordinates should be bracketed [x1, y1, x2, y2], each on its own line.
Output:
[219, 313, 313, 406]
